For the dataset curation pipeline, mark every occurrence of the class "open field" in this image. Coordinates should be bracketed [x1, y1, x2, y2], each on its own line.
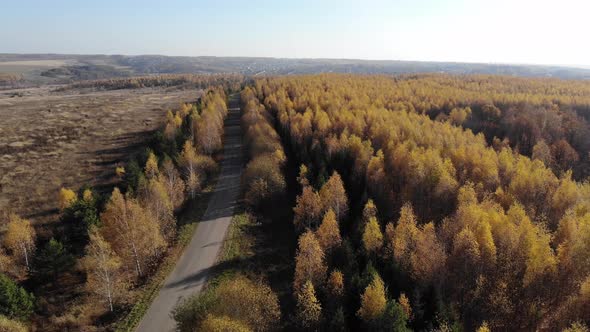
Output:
[0, 86, 199, 226]
[2, 54, 590, 86]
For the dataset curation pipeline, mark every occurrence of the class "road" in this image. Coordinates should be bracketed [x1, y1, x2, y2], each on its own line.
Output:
[136, 96, 242, 332]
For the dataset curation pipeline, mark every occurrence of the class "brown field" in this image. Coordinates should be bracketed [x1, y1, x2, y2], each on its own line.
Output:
[0, 86, 199, 226]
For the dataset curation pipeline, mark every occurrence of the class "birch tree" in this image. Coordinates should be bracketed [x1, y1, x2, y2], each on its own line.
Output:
[180, 140, 202, 198]
[82, 228, 122, 312]
[100, 188, 164, 279]
[4, 214, 36, 271]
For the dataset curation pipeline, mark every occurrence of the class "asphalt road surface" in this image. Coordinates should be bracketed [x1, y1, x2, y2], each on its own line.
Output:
[136, 96, 242, 332]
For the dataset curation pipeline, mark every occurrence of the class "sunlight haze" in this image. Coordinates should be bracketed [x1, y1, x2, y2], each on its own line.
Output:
[1, 0, 589, 66]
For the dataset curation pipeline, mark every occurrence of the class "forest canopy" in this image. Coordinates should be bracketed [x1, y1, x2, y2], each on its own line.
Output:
[243, 74, 590, 331]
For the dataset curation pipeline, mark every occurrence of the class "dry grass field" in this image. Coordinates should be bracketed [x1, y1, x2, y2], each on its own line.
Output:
[0, 86, 199, 226]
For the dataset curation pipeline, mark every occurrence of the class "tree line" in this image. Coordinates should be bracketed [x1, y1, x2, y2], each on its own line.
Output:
[56, 73, 243, 92]
[0, 87, 229, 330]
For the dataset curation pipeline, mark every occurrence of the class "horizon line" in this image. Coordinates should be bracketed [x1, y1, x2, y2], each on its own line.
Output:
[1, 52, 589, 70]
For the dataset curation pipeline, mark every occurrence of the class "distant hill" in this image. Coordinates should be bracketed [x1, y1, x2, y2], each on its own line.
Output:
[1, 53, 590, 85]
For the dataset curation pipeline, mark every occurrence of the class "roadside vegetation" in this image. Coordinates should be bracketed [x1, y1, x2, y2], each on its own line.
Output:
[0, 78, 237, 330]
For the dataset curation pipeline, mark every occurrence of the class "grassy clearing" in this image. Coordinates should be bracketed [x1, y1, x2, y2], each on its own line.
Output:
[220, 213, 255, 263]
[114, 182, 216, 332]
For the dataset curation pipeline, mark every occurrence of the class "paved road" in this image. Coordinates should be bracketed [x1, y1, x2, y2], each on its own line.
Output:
[136, 96, 242, 332]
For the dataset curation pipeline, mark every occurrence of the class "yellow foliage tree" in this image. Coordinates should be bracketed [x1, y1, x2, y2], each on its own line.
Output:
[115, 166, 126, 178]
[363, 216, 383, 255]
[327, 270, 344, 297]
[145, 152, 159, 179]
[100, 188, 164, 279]
[58, 187, 77, 211]
[297, 164, 310, 187]
[358, 273, 387, 322]
[398, 293, 412, 320]
[180, 140, 202, 198]
[82, 188, 93, 202]
[293, 186, 323, 231]
[315, 209, 342, 253]
[81, 228, 123, 312]
[296, 280, 322, 329]
[362, 199, 378, 224]
[294, 230, 327, 292]
[4, 214, 36, 271]
[160, 159, 186, 210]
[410, 222, 447, 285]
[476, 322, 491, 332]
[319, 172, 348, 221]
[144, 177, 175, 240]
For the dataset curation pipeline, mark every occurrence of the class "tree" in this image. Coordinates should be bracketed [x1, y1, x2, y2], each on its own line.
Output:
[195, 109, 223, 155]
[60, 195, 100, 247]
[398, 293, 412, 321]
[532, 140, 553, 168]
[316, 209, 342, 253]
[449, 107, 471, 126]
[319, 172, 349, 221]
[164, 110, 178, 140]
[563, 322, 589, 332]
[180, 140, 202, 198]
[294, 230, 327, 292]
[297, 164, 310, 187]
[410, 222, 447, 285]
[358, 273, 387, 322]
[186, 171, 201, 199]
[392, 203, 419, 271]
[115, 166, 126, 178]
[4, 214, 36, 271]
[144, 177, 175, 240]
[100, 188, 164, 278]
[328, 306, 347, 332]
[33, 238, 74, 281]
[327, 269, 344, 298]
[81, 228, 123, 312]
[476, 322, 491, 332]
[296, 280, 322, 329]
[378, 300, 411, 332]
[551, 139, 580, 173]
[363, 217, 383, 255]
[0, 273, 34, 320]
[293, 186, 323, 231]
[160, 159, 186, 210]
[145, 151, 159, 179]
[82, 188, 93, 202]
[243, 155, 286, 210]
[363, 199, 378, 224]
[58, 187, 77, 211]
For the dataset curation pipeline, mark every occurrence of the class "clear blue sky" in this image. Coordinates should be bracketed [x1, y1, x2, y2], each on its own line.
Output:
[1, 0, 588, 66]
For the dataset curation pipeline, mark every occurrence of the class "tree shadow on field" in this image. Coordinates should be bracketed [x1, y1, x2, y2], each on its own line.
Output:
[81, 128, 158, 193]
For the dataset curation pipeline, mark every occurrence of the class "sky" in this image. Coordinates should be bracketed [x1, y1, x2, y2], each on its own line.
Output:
[1, 0, 589, 66]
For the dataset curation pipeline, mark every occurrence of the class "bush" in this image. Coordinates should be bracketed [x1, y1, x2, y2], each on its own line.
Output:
[174, 274, 280, 332]
[0, 315, 28, 332]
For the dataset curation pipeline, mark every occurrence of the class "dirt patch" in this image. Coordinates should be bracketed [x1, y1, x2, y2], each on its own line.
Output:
[0, 86, 200, 225]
